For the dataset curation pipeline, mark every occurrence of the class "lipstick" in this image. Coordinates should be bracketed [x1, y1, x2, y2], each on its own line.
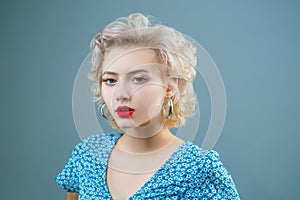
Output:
[115, 106, 135, 117]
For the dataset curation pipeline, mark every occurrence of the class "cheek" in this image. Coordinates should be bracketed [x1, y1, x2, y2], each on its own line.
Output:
[133, 86, 165, 107]
[101, 88, 113, 108]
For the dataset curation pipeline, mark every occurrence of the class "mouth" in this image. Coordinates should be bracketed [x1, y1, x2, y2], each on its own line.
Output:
[115, 106, 135, 117]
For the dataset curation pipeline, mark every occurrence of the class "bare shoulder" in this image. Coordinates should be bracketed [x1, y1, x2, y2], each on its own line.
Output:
[66, 192, 78, 200]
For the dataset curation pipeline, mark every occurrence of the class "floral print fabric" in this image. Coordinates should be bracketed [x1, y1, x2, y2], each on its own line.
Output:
[55, 133, 240, 199]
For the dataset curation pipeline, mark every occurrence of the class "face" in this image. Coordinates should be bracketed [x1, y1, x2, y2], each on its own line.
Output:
[101, 47, 168, 129]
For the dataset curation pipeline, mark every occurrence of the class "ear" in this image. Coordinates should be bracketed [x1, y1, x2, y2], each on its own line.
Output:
[165, 78, 178, 98]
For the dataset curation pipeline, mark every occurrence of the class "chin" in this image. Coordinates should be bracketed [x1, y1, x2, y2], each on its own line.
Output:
[115, 120, 136, 129]
[116, 118, 151, 129]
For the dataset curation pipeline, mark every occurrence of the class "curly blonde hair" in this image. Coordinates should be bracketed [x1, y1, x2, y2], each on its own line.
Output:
[89, 13, 197, 129]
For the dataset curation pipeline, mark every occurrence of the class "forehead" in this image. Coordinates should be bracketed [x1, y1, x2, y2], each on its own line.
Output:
[102, 47, 160, 74]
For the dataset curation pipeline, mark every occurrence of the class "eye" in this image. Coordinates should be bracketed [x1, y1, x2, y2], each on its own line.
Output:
[133, 77, 146, 84]
[102, 78, 117, 86]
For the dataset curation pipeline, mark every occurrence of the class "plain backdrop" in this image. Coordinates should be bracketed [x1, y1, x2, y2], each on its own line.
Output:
[0, 0, 299, 199]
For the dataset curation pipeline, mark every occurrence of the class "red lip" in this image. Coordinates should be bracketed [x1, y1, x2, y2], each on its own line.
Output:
[115, 106, 135, 117]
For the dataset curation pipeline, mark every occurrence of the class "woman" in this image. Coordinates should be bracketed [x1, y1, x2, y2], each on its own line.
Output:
[55, 13, 240, 199]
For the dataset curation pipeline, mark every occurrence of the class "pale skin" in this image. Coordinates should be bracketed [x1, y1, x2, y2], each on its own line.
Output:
[66, 192, 78, 200]
[66, 47, 182, 199]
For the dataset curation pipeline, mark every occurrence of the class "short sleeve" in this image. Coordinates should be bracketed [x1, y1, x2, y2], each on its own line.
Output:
[185, 150, 240, 199]
[55, 143, 82, 193]
[205, 150, 240, 199]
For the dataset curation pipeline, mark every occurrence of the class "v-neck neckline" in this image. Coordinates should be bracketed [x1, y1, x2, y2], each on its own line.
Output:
[103, 133, 187, 199]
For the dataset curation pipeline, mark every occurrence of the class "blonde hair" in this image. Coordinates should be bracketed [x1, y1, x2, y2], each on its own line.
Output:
[89, 13, 197, 129]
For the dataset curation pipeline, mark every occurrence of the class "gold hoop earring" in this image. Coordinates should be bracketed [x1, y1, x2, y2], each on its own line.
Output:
[167, 99, 173, 118]
[99, 103, 109, 120]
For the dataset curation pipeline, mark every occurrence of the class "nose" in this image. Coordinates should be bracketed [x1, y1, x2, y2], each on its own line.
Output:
[114, 80, 131, 102]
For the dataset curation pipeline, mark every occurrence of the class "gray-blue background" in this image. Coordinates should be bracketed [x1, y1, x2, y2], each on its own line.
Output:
[1, 0, 299, 199]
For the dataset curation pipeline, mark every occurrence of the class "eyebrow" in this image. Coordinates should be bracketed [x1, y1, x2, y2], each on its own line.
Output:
[102, 69, 150, 76]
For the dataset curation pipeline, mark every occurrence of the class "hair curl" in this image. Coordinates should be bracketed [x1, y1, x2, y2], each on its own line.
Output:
[89, 13, 197, 129]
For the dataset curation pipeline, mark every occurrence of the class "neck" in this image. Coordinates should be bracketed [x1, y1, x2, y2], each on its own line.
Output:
[116, 124, 175, 153]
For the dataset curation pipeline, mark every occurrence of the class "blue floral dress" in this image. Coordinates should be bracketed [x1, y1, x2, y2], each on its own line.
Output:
[55, 133, 240, 199]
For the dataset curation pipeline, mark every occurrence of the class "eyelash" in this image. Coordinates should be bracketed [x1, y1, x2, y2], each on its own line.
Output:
[102, 78, 117, 85]
[102, 76, 147, 86]
[133, 76, 147, 83]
